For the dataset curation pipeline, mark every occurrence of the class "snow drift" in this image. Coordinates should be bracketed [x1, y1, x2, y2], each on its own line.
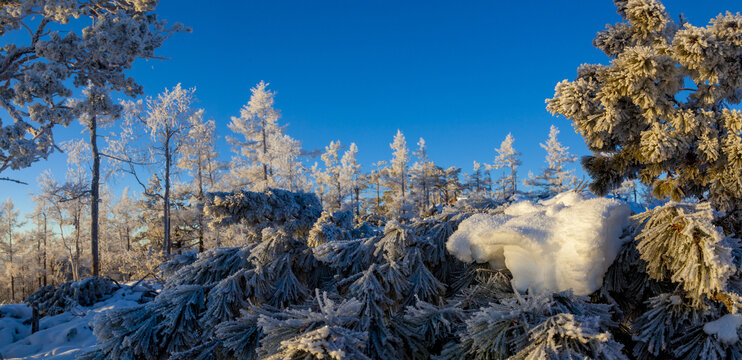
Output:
[446, 191, 631, 295]
[0, 283, 152, 360]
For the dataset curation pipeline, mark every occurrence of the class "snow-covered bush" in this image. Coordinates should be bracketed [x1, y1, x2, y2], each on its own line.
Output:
[205, 188, 322, 238]
[257, 291, 369, 360]
[25, 277, 117, 317]
[79, 184, 740, 359]
[307, 210, 355, 247]
[441, 291, 621, 359]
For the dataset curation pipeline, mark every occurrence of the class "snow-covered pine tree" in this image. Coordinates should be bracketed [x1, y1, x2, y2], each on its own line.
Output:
[384, 130, 414, 220]
[365, 161, 388, 223]
[257, 290, 370, 360]
[228, 81, 307, 192]
[547, 0, 742, 233]
[524, 125, 577, 197]
[0, 198, 24, 302]
[316, 140, 346, 212]
[0, 1, 184, 183]
[410, 138, 437, 216]
[441, 292, 623, 360]
[178, 113, 221, 252]
[490, 133, 522, 200]
[271, 133, 311, 193]
[26, 277, 117, 317]
[437, 167, 462, 206]
[548, 0, 742, 357]
[205, 188, 322, 239]
[341, 142, 365, 217]
[307, 210, 354, 248]
[348, 264, 398, 359]
[465, 161, 487, 196]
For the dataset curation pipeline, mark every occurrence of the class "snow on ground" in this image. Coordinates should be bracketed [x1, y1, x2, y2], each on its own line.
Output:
[447, 191, 631, 295]
[0, 284, 151, 360]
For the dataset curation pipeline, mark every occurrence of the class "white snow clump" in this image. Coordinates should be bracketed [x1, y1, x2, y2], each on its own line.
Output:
[446, 191, 631, 295]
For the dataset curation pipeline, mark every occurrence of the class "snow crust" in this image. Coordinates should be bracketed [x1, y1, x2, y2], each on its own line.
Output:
[0, 284, 149, 360]
[703, 314, 742, 345]
[446, 191, 631, 295]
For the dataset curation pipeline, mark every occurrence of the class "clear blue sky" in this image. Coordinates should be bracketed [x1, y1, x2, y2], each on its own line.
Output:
[2, 0, 740, 215]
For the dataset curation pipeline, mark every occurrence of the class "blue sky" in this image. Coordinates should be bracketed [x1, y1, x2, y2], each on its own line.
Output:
[2, 0, 740, 214]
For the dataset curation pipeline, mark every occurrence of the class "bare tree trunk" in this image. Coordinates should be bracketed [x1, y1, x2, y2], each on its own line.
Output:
[354, 187, 360, 218]
[75, 211, 80, 281]
[164, 140, 171, 256]
[423, 174, 429, 209]
[43, 213, 47, 287]
[9, 221, 15, 301]
[376, 181, 381, 215]
[37, 229, 42, 287]
[197, 165, 204, 252]
[90, 117, 100, 277]
[262, 123, 268, 188]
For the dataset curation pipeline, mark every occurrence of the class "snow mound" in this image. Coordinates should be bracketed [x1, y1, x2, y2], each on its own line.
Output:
[446, 191, 631, 295]
[704, 314, 742, 345]
[0, 304, 32, 348]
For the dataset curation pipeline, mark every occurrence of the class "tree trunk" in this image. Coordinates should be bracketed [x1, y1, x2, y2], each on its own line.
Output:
[75, 211, 80, 281]
[354, 187, 360, 218]
[197, 165, 204, 252]
[262, 123, 269, 188]
[90, 117, 100, 277]
[164, 140, 171, 256]
[43, 213, 47, 287]
[423, 174, 429, 209]
[37, 229, 42, 287]
[9, 220, 15, 301]
[376, 181, 380, 215]
[336, 180, 342, 211]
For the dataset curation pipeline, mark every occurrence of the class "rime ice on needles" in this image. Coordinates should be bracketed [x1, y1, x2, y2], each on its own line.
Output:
[633, 201, 739, 307]
[0, 0, 184, 176]
[227, 81, 308, 192]
[546, 0, 742, 219]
